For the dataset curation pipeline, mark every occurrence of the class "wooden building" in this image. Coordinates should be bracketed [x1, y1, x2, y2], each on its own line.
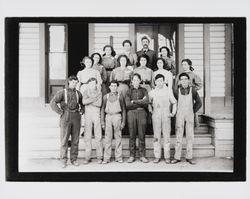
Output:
[18, 22, 234, 158]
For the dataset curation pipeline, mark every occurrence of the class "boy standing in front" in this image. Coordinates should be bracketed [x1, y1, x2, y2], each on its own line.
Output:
[50, 75, 84, 168]
[82, 77, 103, 164]
[148, 74, 177, 164]
[101, 80, 126, 164]
[125, 73, 149, 163]
[171, 73, 202, 165]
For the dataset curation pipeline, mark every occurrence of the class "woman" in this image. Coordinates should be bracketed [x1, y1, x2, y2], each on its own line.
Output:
[110, 54, 133, 97]
[159, 46, 176, 77]
[102, 45, 117, 92]
[91, 52, 108, 95]
[119, 40, 137, 69]
[153, 58, 173, 89]
[133, 54, 154, 93]
[76, 56, 102, 95]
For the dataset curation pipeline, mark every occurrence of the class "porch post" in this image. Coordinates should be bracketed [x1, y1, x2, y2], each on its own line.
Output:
[177, 24, 185, 75]
[203, 24, 211, 115]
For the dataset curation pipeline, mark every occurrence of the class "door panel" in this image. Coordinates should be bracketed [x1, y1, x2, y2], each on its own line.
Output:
[45, 24, 68, 103]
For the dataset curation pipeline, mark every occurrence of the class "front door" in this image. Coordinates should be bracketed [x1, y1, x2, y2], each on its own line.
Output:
[135, 23, 177, 64]
[45, 24, 68, 103]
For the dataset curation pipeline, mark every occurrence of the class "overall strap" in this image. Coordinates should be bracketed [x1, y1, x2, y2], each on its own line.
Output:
[64, 89, 79, 104]
[64, 89, 68, 104]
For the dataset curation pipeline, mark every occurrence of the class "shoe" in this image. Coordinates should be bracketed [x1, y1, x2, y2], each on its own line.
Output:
[140, 157, 149, 163]
[116, 159, 123, 163]
[153, 158, 160, 163]
[165, 159, 171, 164]
[61, 161, 67, 168]
[83, 159, 90, 164]
[171, 159, 181, 164]
[127, 157, 135, 163]
[102, 160, 110, 164]
[71, 160, 80, 166]
[186, 159, 196, 165]
[97, 159, 103, 164]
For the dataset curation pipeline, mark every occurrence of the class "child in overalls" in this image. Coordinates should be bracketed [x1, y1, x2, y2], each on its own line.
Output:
[148, 74, 177, 164]
[50, 75, 84, 168]
[171, 73, 202, 165]
[82, 77, 103, 164]
[101, 80, 126, 164]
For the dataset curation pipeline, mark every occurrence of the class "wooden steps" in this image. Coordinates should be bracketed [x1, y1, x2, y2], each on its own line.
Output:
[19, 107, 215, 160]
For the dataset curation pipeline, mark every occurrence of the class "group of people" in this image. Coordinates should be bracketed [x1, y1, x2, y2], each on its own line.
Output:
[50, 36, 202, 168]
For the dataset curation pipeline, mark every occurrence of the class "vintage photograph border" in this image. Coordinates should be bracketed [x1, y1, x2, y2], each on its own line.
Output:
[5, 17, 246, 182]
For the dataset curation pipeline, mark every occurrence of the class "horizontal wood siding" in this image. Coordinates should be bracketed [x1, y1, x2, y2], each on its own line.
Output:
[210, 24, 225, 97]
[184, 24, 204, 97]
[90, 23, 131, 55]
[19, 23, 40, 97]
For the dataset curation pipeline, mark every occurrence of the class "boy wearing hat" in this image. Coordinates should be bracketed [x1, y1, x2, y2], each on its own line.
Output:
[171, 72, 202, 165]
[50, 75, 84, 168]
[148, 74, 177, 163]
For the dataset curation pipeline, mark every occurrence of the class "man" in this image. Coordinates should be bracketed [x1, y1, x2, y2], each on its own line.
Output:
[171, 73, 202, 165]
[82, 77, 103, 164]
[125, 73, 149, 163]
[148, 74, 177, 164]
[50, 75, 84, 168]
[101, 80, 126, 164]
[136, 36, 157, 71]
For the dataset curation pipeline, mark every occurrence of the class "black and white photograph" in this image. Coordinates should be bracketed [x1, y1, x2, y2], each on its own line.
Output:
[1, 0, 249, 198]
[5, 17, 245, 178]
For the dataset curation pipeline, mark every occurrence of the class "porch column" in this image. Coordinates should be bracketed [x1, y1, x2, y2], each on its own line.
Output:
[203, 24, 211, 115]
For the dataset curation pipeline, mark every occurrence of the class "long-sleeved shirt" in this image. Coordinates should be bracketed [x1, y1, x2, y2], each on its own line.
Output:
[76, 68, 102, 87]
[50, 88, 84, 115]
[125, 86, 149, 110]
[133, 65, 154, 87]
[82, 87, 102, 109]
[173, 86, 202, 113]
[101, 92, 126, 126]
[162, 56, 176, 76]
[136, 49, 157, 71]
[110, 66, 132, 84]
[92, 63, 107, 83]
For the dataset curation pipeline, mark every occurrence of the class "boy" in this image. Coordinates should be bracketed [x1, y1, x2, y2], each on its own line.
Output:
[125, 73, 149, 163]
[148, 74, 177, 163]
[101, 80, 126, 164]
[50, 75, 84, 168]
[171, 73, 202, 165]
[82, 77, 103, 164]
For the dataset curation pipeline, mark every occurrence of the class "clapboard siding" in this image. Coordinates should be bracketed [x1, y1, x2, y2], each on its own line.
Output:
[210, 24, 225, 97]
[184, 24, 226, 97]
[184, 24, 204, 97]
[90, 23, 130, 55]
[19, 23, 40, 97]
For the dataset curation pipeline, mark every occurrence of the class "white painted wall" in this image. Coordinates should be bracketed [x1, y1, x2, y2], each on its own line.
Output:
[19, 23, 40, 97]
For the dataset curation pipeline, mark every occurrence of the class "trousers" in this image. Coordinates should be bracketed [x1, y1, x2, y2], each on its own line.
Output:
[59, 111, 81, 162]
[127, 109, 147, 157]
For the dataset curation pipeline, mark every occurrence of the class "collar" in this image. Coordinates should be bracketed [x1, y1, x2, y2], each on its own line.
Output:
[138, 65, 147, 69]
[131, 85, 141, 90]
[142, 48, 149, 52]
[109, 92, 119, 96]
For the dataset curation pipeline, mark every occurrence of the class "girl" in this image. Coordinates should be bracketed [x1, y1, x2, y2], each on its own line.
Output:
[91, 52, 108, 95]
[76, 56, 102, 95]
[110, 54, 133, 98]
[153, 58, 173, 89]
